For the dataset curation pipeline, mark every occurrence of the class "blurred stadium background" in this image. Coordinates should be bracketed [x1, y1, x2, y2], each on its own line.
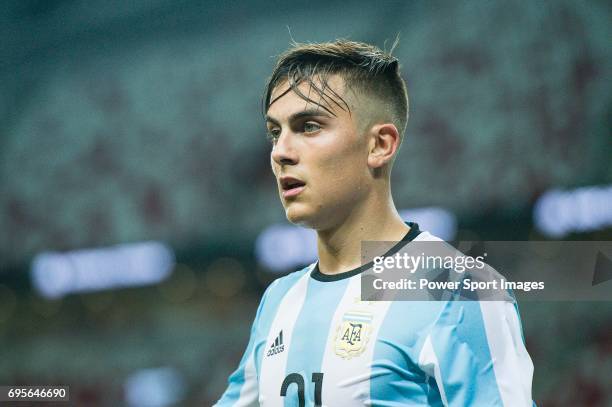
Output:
[1, 0, 611, 405]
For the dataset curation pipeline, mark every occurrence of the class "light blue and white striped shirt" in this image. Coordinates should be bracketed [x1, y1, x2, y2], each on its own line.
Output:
[215, 224, 535, 406]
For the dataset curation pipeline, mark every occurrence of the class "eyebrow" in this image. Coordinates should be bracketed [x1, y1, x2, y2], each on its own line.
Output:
[265, 108, 333, 127]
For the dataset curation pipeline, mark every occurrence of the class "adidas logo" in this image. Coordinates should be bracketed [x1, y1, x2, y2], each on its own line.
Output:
[266, 330, 285, 357]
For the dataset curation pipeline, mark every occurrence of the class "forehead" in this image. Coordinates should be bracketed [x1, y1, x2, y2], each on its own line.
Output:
[266, 75, 352, 120]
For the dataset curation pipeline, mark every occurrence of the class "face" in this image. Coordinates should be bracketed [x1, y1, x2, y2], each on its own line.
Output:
[266, 75, 372, 230]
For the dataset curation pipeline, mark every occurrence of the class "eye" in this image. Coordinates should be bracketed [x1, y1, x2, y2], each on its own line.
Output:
[303, 121, 321, 134]
[266, 128, 281, 143]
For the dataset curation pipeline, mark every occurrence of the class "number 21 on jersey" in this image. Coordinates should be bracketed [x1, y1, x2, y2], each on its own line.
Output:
[280, 372, 323, 407]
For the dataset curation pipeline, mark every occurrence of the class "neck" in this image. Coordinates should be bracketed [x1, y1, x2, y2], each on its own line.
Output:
[315, 185, 409, 275]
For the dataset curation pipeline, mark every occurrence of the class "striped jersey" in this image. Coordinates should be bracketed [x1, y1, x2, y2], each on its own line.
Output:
[215, 223, 535, 406]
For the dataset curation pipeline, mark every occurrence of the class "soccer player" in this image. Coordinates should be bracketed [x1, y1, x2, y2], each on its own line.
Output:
[215, 40, 535, 406]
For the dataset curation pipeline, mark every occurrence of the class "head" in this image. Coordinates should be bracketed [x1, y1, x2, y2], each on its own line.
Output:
[263, 39, 409, 230]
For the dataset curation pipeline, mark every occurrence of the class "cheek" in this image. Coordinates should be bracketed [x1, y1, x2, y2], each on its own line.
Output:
[314, 145, 367, 190]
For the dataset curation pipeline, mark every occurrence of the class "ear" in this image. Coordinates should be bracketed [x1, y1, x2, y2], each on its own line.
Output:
[366, 123, 401, 169]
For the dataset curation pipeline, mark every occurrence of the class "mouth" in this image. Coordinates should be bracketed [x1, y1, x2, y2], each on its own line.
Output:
[280, 176, 306, 198]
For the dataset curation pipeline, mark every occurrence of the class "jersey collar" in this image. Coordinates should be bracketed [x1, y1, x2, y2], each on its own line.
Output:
[310, 222, 422, 282]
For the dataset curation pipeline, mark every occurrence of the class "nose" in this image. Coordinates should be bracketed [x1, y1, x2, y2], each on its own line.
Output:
[271, 130, 298, 167]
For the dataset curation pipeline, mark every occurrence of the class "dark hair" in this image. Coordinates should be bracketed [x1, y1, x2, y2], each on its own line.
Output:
[263, 39, 409, 136]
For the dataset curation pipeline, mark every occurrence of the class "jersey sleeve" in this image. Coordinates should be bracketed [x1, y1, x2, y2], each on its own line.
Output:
[213, 286, 271, 407]
[418, 299, 535, 406]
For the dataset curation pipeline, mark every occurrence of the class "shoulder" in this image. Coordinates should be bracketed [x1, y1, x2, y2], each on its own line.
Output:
[248, 263, 316, 334]
[268, 262, 314, 290]
[258, 263, 315, 308]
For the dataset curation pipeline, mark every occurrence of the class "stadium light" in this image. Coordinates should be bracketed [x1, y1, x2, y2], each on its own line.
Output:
[31, 241, 175, 299]
[255, 224, 318, 273]
[534, 184, 612, 238]
[124, 367, 186, 407]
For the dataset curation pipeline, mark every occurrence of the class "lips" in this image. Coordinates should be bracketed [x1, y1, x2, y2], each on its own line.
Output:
[280, 176, 306, 198]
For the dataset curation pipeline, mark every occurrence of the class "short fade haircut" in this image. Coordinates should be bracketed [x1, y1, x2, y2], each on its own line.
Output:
[263, 39, 409, 137]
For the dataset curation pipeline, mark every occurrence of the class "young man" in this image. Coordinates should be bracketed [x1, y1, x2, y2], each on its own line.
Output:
[215, 40, 535, 406]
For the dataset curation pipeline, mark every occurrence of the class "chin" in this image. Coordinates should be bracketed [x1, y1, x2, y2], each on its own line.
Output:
[284, 208, 308, 225]
[284, 204, 316, 227]
[284, 204, 334, 231]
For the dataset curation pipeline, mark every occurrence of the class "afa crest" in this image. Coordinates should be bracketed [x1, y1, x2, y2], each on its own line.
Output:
[334, 310, 373, 359]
